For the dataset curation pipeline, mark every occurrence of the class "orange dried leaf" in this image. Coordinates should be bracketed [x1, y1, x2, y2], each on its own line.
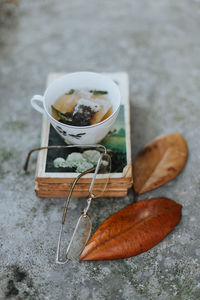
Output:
[133, 133, 188, 194]
[80, 198, 182, 261]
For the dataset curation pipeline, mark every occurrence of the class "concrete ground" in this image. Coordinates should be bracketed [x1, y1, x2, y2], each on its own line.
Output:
[0, 0, 200, 299]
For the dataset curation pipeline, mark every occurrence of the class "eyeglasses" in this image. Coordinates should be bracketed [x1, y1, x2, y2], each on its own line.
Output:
[24, 144, 111, 263]
[57, 151, 111, 263]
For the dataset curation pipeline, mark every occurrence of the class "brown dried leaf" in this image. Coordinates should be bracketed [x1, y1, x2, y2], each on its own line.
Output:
[80, 198, 182, 261]
[133, 133, 188, 195]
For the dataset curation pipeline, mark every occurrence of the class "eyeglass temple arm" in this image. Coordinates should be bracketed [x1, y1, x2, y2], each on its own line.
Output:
[23, 144, 107, 172]
[24, 146, 95, 223]
[23, 146, 70, 172]
[61, 166, 95, 225]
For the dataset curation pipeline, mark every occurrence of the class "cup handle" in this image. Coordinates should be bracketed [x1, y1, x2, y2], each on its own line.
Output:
[31, 95, 45, 114]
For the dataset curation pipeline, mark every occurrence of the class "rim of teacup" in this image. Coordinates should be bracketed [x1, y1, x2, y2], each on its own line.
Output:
[43, 72, 121, 129]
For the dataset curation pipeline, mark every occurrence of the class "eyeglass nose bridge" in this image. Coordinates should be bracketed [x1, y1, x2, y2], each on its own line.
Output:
[83, 197, 93, 216]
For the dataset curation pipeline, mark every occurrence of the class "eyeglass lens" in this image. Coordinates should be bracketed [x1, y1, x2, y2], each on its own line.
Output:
[66, 213, 92, 260]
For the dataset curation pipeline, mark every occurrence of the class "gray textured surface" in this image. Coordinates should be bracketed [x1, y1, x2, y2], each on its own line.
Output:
[0, 0, 200, 299]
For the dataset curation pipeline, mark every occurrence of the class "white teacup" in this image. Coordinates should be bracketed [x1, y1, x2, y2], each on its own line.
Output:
[31, 72, 121, 144]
